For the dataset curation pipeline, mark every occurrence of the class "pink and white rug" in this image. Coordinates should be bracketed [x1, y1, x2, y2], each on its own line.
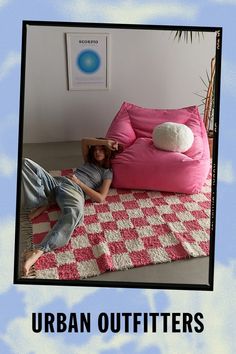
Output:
[31, 169, 211, 280]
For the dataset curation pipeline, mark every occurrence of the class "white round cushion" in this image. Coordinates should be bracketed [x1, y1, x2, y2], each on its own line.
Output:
[152, 122, 194, 153]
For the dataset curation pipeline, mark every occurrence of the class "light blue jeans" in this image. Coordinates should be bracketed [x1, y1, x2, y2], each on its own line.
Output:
[22, 158, 84, 252]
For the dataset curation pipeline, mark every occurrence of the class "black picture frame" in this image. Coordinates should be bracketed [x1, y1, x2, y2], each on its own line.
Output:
[14, 20, 222, 291]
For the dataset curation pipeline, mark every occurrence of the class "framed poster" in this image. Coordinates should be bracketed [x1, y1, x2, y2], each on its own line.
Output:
[66, 32, 109, 90]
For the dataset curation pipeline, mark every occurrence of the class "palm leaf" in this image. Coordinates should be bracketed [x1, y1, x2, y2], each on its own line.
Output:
[200, 76, 208, 88]
[172, 30, 204, 43]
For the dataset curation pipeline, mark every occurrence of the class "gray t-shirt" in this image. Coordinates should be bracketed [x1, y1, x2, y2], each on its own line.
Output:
[74, 162, 113, 190]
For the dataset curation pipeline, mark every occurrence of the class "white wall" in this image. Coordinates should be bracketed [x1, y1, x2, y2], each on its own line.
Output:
[23, 25, 216, 143]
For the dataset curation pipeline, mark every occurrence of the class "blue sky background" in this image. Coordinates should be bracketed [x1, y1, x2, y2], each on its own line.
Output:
[0, 1, 235, 353]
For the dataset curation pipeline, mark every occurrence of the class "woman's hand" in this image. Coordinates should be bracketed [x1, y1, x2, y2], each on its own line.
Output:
[106, 139, 119, 151]
[67, 174, 81, 186]
[68, 172, 112, 203]
[81, 137, 119, 162]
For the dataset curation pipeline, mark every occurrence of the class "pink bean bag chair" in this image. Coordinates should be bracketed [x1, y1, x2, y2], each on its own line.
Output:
[105, 102, 210, 194]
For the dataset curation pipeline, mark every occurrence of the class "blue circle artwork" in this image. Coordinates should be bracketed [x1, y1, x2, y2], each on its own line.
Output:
[77, 50, 101, 74]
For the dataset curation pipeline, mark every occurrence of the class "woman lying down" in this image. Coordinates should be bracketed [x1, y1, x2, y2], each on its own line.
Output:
[21, 137, 121, 276]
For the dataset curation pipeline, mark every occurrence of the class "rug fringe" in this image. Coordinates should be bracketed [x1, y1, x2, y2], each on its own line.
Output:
[20, 209, 36, 279]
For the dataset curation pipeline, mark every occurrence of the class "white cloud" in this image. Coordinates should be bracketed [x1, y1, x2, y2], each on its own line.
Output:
[0, 113, 18, 132]
[142, 289, 160, 312]
[0, 153, 16, 176]
[17, 285, 99, 314]
[2, 282, 132, 354]
[1, 316, 68, 354]
[218, 160, 234, 183]
[1, 314, 132, 354]
[2, 261, 236, 353]
[70, 333, 132, 354]
[0, 218, 15, 294]
[221, 59, 236, 96]
[139, 261, 236, 354]
[62, 0, 198, 23]
[0, 0, 10, 8]
[0, 51, 21, 82]
[211, 0, 236, 4]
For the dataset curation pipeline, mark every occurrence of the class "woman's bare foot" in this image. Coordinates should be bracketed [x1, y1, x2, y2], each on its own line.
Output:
[29, 205, 48, 221]
[22, 249, 44, 276]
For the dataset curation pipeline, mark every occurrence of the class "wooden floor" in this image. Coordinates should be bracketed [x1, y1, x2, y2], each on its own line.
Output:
[20, 141, 210, 287]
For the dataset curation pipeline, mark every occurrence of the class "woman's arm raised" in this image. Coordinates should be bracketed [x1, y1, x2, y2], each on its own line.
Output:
[81, 137, 118, 162]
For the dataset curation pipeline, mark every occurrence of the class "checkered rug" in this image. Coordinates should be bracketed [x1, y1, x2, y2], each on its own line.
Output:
[31, 169, 211, 280]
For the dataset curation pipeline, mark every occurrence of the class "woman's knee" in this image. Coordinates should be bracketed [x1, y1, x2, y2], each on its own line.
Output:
[22, 157, 32, 164]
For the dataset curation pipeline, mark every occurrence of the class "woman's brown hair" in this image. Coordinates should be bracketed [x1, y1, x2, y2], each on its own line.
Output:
[87, 138, 123, 169]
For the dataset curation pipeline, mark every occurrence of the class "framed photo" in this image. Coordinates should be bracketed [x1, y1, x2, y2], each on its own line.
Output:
[15, 21, 222, 291]
[66, 32, 109, 90]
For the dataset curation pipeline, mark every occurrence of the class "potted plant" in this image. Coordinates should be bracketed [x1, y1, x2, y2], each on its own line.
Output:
[172, 30, 216, 157]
